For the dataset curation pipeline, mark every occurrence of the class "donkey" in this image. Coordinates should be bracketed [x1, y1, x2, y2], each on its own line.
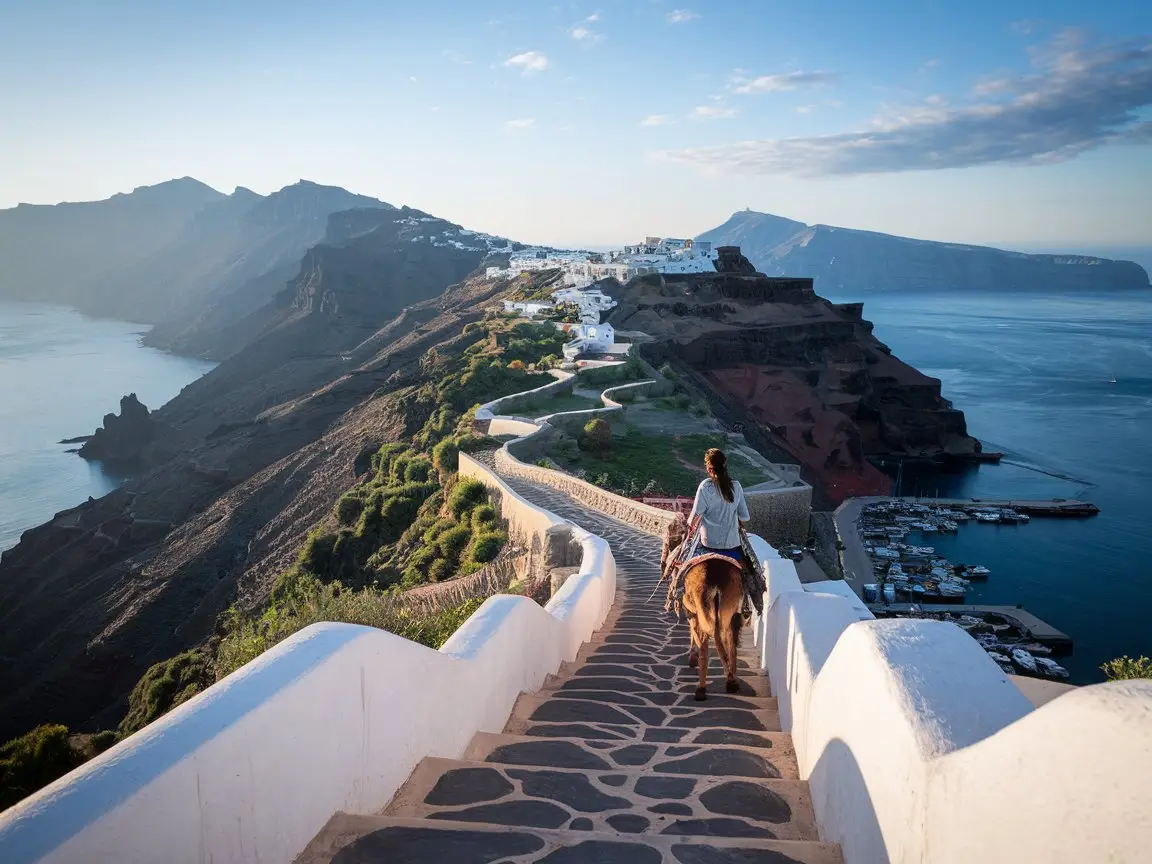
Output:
[680, 556, 745, 700]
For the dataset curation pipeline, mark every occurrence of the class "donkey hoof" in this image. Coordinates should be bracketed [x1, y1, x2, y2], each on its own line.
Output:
[725, 679, 740, 694]
[694, 686, 708, 702]
[688, 652, 699, 669]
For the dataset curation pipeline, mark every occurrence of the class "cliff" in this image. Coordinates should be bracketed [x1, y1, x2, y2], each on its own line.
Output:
[0, 208, 515, 741]
[605, 250, 982, 506]
[698, 210, 1152, 295]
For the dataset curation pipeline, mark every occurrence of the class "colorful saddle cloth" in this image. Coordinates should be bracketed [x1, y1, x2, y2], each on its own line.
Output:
[662, 519, 766, 620]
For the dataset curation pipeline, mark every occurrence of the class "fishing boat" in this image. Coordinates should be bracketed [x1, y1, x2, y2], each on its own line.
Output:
[1011, 648, 1038, 673]
[938, 582, 967, 599]
[883, 583, 897, 603]
[975, 512, 1000, 523]
[967, 565, 991, 579]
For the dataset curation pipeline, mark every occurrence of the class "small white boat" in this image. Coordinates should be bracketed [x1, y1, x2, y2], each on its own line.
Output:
[883, 584, 897, 603]
[975, 513, 1000, 523]
[1011, 648, 1038, 673]
[968, 565, 991, 579]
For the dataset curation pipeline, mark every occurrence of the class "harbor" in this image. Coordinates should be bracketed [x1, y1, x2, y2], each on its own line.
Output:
[835, 496, 1081, 681]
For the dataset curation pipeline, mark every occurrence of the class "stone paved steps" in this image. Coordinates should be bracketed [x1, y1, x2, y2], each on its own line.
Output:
[507, 693, 784, 735]
[296, 814, 844, 864]
[293, 456, 841, 863]
[463, 731, 800, 780]
[384, 757, 819, 841]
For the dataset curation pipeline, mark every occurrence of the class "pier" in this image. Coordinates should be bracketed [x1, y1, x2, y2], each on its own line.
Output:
[894, 496, 1100, 517]
[867, 603, 1074, 655]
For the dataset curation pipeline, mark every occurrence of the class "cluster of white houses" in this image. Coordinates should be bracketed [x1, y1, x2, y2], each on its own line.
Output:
[496, 236, 718, 360]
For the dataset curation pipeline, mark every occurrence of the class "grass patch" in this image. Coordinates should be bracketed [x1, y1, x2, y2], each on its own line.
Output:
[525, 392, 603, 416]
[548, 426, 769, 496]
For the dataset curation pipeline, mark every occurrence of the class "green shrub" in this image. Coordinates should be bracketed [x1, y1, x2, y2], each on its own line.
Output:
[335, 494, 365, 526]
[428, 559, 453, 583]
[432, 437, 459, 476]
[372, 442, 409, 475]
[579, 418, 612, 453]
[470, 504, 497, 530]
[449, 478, 488, 518]
[467, 532, 505, 565]
[437, 525, 472, 560]
[119, 650, 215, 737]
[1101, 655, 1152, 680]
[404, 458, 433, 483]
[90, 730, 118, 753]
[299, 530, 339, 575]
[0, 724, 83, 810]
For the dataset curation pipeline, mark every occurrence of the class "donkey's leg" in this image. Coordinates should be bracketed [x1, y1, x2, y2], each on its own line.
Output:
[687, 614, 700, 668]
[722, 612, 742, 693]
[695, 634, 710, 701]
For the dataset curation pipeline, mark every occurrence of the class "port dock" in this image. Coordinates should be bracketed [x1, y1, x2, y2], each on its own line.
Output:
[894, 496, 1099, 517]
[867, 603, 1073, 655]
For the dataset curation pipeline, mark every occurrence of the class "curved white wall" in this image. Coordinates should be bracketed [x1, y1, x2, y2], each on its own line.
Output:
[0, 450, 616, 864]
[754, 550, 1152, 864]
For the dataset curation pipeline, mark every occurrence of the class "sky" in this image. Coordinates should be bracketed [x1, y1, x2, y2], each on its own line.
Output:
[2, 0, 1150, 250]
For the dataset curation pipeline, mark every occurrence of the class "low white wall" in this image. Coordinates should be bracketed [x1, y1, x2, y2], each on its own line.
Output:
[0, 459, 616, 864]
[749, 535, 1152, 864]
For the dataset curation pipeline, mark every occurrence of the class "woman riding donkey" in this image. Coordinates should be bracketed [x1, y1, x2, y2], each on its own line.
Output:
[660, 448, 761, 699]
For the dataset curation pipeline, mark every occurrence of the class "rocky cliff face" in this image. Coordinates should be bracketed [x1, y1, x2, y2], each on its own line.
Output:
[606, 251, 982, 506]
[699, 210, 1152, 295]
[0, 210, 515, 741]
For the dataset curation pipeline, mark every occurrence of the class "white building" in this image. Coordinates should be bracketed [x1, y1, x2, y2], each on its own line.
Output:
[558, 322, 616, 359]
[501, 300, 554, 318]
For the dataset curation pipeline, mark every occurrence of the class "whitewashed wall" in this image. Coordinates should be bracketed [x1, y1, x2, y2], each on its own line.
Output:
[0, 457, 616, 864]
[748, 541, 1152, 864]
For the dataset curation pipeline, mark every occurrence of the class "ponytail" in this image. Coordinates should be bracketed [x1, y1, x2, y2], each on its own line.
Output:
[705, 448, 734, 503]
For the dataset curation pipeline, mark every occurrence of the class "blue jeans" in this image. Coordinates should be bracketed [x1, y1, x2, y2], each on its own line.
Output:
[701, 545, 742, 564]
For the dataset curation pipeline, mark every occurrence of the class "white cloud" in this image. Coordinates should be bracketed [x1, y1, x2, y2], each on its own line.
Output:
[504, 51, 549, 74]
[795, 105, 814, 114]
[667, 10, 699, 24]
[641, 114, 674, 126]
[408, 76, 418, 83]
[505, 118, 536, 132]
[691, 104, 739, 120]
[571, 13, 604, 43]
[824, 99, 845, 109]
[660, 33, 1152, 177]
[919, 58, 940, 73]
[730, 71, 838, 94]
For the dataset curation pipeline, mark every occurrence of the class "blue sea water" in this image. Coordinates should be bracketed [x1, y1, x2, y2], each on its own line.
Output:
[0, 301, 214, 551]
[826, 289, 1152, 683]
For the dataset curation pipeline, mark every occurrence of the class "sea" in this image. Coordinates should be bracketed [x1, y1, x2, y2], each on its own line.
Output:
[824, 289, 1152, 684]
[0, 301, 214, 551]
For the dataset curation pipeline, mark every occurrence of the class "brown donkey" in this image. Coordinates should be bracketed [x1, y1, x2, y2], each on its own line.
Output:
[680, 556, 745, 700]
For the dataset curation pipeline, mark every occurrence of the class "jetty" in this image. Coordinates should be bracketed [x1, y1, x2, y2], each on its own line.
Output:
[894, 496, 1099, 517]
[867, 603, 1073, 655]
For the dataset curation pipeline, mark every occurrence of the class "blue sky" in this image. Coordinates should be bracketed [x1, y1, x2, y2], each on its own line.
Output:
[2, 0, 1150, 249]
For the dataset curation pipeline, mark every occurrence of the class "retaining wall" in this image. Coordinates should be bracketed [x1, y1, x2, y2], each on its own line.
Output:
[0, 458, 617, 864]
[744, 484, 812, 546]
[748, 543, 1152, 864]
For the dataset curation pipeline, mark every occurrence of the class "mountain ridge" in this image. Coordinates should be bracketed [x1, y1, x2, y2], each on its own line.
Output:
[698, 210, 1152, 295]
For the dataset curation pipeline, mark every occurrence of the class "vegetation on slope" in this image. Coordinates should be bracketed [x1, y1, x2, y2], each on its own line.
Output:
[0, 312, 570, 811]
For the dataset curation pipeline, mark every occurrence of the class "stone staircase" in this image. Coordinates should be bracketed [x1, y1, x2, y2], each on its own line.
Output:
[296, 471, 841, 864]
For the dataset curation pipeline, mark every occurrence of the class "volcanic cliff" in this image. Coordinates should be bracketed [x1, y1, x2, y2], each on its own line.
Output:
[605, 247, 983, 506]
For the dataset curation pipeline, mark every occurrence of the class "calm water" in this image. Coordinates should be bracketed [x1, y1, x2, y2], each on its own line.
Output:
[828, 289, 1152, 683]
[0, 301, 214, 551]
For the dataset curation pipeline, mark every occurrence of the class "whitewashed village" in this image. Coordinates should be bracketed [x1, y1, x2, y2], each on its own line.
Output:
[493, 236, 718, 360]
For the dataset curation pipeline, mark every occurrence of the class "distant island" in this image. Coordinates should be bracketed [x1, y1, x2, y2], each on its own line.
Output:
[697, 210, 1152, 296]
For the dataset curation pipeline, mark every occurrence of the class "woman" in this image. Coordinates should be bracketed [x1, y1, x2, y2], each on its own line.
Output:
[689, 448, 749, 564]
